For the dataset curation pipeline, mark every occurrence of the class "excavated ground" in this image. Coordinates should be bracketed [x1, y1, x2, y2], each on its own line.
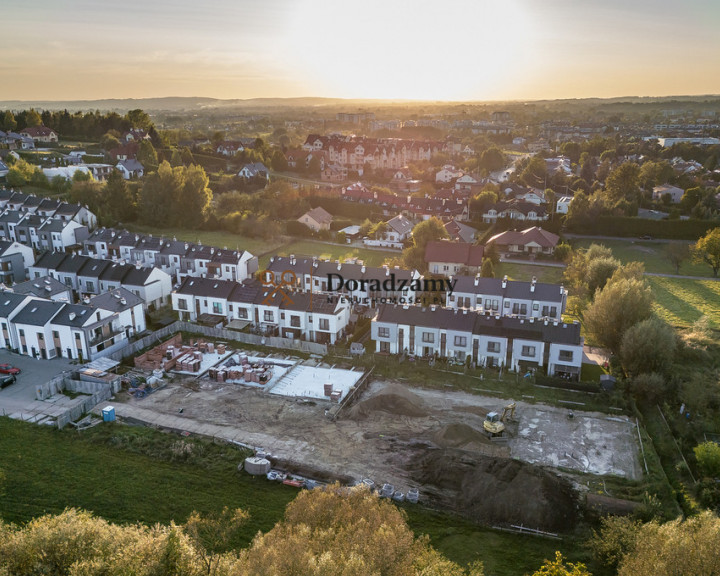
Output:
[122, 375, 640, 531]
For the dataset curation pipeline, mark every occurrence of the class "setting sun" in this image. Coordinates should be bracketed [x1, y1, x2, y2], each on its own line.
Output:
[288, 0, 533, 100]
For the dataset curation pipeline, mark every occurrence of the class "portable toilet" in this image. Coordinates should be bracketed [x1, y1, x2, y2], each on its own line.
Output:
[102, 406, 116, 422]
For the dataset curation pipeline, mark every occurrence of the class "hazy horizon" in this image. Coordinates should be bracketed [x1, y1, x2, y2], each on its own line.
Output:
[2, 0, 720, 102]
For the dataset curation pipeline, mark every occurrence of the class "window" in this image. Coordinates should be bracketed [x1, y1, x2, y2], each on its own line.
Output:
[550, 307, 557, 317]
[318, 318, 329, 330]
[177, 298, 188, 311]
[520, 304, 527, 315]
[542, 306, 549, 316]
[52, 331, 59, 339]
[19, 329, 25, 338]
[64, 277, 72, 286]
[212, 302, 223, 315]
[422, 332, 434, 343]
[533, 303, 539, 311]
[378, 327, 390, 338]
[263, 310, 274, 322]
[559, 350, 574, 361]
[380, 341, 390, 353]
[38, 333, 44, 341]
[290, 315, 301, 328]
[237, 308, 248, 319]
[454, 336, 467, 347]
[86, 281, 95, 292]
[521, 345, 536, 357]
[487, 341, 500, 353]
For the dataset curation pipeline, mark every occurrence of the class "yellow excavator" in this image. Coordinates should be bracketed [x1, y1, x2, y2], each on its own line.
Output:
[483, 402, 516, 437]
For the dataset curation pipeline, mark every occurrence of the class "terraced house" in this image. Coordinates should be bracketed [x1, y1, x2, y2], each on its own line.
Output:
[371, 304, 583, 379]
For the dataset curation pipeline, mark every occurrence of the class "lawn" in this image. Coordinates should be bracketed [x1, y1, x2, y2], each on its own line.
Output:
[258, 240, 398, 269]
[570, 238, 713, 278]
[0, 417, 597, 575]
[495, 262, 565, 284]
[125, 224, 285, 257]
[647, 276, 720, 328]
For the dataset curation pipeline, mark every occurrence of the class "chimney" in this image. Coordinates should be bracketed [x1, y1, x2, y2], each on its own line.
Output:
[430, 305, 436, 312]
[386, 267, 390, 276]
[474, 274, 479, 286]
[83, 296, 90, 304]
[530, 276, 536, 292]
[502, 275, 507, 289]
[361, 265, 366, 273]
[184, 243, 189, 250]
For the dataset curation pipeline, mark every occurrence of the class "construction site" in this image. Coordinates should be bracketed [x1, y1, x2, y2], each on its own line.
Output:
[104, 340, 643, 532]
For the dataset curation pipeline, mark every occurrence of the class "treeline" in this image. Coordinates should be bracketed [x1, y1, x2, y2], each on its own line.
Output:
[0, 108, 158, 142]
[566, 214, 718, 239]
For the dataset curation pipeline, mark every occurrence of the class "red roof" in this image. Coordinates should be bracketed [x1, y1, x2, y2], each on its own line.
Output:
[425, 241, 484, 267]
[486, 226, 559, 248]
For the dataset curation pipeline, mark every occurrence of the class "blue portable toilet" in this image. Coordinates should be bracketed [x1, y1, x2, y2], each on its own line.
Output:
[102, 406, 116, 422]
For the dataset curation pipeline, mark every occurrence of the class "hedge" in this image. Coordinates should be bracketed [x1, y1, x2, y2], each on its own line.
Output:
[567, 215, 718, 240]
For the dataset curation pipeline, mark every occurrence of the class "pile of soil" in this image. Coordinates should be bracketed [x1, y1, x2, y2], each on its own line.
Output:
[411, 451, 578, 532]
[432, 423, 491, 449]
[348, 383, 427, 420]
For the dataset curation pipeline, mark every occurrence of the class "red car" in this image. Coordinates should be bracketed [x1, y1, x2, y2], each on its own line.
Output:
[0, 364, 21, 375]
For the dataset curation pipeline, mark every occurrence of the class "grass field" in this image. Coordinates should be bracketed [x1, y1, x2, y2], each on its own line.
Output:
[0, 417, 597, 575]
[258, 240, 398, 269]
[647, 276, 720, 328]
[570, 238, 713, 278]
[125, 224, 285, 257]
[496, 262, 565, 284]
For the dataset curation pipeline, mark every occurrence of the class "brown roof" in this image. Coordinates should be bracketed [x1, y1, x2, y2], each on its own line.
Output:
[425, 240, 484, 266]
[486, 226, 559, 248]
[20, 126, 56, 137]
[304, 206, 333, 225]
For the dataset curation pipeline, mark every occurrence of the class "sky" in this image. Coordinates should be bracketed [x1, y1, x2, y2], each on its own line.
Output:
[1, 0, 719, 102]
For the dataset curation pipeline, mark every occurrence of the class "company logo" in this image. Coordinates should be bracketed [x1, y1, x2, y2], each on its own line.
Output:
[259, 269, 297, 306]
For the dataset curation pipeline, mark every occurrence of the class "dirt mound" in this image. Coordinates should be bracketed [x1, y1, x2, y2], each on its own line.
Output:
[411, 451, 578, 532]
[432, 423, 491, 449]
[348, 383, 427, 419]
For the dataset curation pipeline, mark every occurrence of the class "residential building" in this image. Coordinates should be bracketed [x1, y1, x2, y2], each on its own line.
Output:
[19, 126, 58, 143]
[238, 162, 268, 179]
[89, 288, 146, 338]
[298, 207, 333, 232]
[446, 275, 566, 320]
[12, 275, 73, 303]
[652, 183, 685, 204]
[444, 219, 477, 243]
[0, 291, 34, 350]
[371, 304, 583, 377]
[116, 159, 144, 179]
[486, 227, 559, 256]
[425, 241, 484, 276]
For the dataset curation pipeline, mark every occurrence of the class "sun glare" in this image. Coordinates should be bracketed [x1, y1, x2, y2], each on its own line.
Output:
[289, 0, 532, 101]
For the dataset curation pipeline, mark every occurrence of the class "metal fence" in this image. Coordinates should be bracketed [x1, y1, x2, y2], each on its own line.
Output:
[105, 321, 328, 361]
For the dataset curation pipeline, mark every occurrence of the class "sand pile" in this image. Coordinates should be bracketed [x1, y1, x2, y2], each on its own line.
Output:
[432, 423, 491, 449]
[348, 383, 427, 419]
[412, 451, 578, 532]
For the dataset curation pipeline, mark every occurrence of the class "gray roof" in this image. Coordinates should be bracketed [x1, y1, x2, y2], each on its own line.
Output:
[452, 276, 565, 303]
[386, 214, 414, 235]
[12, 276, 70, 299]
[90, 288, 144, 312]
[54, 203, 82, 216]
[51, 304, 96, 328]
[56, 254, 91, 274]
[0, 240, 26, 256]
[78, 259, 111, 279]
[176, 276, 237, 299]
[117, 159, 144, 172]
[376, 304, 581, 345]
[0, 210, 25, 224]
[0, 291, 32, 318]
[32, 251, 68, 270]
[99, 262, 133, 283]
[12, 300, 65, 326]
[121, 266, 155, 286]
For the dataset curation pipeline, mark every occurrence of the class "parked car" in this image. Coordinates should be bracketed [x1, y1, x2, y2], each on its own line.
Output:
[0, 363, 20, 375]
[0, 374, 16, 389]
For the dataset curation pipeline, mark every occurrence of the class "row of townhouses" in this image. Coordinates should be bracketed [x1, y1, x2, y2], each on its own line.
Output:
[30, 252, 172, 310]
[0, 287, 145, 361]
[371, 304, 583, 378]
[446, 275, 566, 320]
[0, 189, 97, 252]
[171, 277, 351, 344]
[82, 228, 257, 285]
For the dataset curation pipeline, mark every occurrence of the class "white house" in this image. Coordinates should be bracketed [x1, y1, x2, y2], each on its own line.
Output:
[90, 288, 146, 338]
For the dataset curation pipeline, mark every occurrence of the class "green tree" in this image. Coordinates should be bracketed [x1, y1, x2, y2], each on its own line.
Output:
[520, 155, 547, 188]
[0, 110, 17, 132]
[480, 147, 504, 172]
[531, 552, 591, 576]
[618, 512, 720, 576]
[402, 216, 448, 272]
[469, 190, 498, 218]
[174, 164, 213, 228]
[589, 516, 641, 571]
[126, 108, 152, 130]
[664, 242, 691, 274]
[480, 258, 494, 278]
[694, 227, 720, 277]
[560, 142, 582, 163]
[100, 132, 121, 152]
[271, 150, 288, 172]
[583, 277, 654, 354]
[137, 140, 159, 170]
[694, 441, 720, 478]
[6, 158, 39, 187]
[184, 506, 248, 576]
[138, 161, 184, 226]
[586, 256, 620, 297]
[104, 169, 136, 223]
[553, 242, 572, 262]
[605, 162, 640, 202]
[620, 315, 676, 376]
[23, 108, 42, 128]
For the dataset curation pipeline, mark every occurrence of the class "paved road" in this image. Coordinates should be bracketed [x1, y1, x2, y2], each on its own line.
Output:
[0, 350, 76, 417]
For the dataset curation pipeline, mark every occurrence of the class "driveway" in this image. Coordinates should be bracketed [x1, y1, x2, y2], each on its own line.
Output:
[0, 349, 76, 414]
